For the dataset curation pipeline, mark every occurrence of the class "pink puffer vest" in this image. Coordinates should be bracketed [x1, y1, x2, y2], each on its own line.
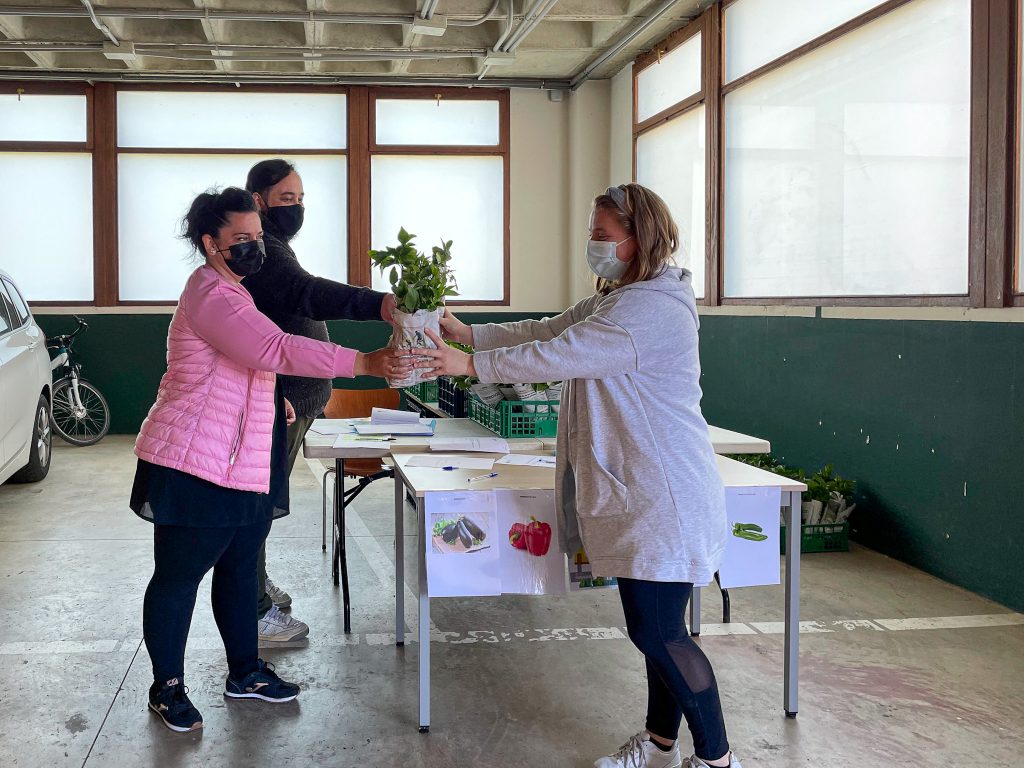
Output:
[135, 266, 357, 493]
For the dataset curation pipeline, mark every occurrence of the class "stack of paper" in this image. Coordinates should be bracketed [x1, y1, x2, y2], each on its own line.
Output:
[406, 455, 496, 470]
[331, 436, 394, 450]
[355, 422, 435, 437]
[371, 408, 434, 426]
[428, 437, 510, 454]
[494, 454, 557, 467]
[308, 421, 356, 436]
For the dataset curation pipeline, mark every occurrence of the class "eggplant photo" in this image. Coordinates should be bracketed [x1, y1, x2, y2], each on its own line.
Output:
[461, 517, 486, 542]
[456, 520, 474, 549]
[441, 522, 460, 544]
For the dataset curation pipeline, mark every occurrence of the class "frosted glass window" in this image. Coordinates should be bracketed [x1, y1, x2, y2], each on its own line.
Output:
[375, 99, 499, 146]
[371, 156, 504, 301]
[723, 0, 970, 298]
[725, 0, 886, 82]
[0, 94, 87, 143]
[0, 153, 93, 302]
[636, 32, 702, 122]
[119, 154, 347, 301]
[117, 92, 346, 149]
[636, 107, 706, 298]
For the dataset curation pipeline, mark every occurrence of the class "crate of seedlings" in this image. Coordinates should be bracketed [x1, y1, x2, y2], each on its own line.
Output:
[468, 382, 561, 438]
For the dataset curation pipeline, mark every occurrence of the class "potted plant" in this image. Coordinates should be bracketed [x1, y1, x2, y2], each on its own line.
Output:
[369, 228, 458, 388]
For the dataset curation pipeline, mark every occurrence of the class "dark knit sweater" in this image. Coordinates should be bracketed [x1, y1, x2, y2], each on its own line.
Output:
[242, 217, 387, 418]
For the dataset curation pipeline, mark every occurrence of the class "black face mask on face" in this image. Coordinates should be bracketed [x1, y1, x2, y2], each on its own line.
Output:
[266, 203, 304, 240]
[218, 239, 266, 277]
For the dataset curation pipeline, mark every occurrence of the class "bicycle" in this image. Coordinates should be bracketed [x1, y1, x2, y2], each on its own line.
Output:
[47, 316, 111, 446]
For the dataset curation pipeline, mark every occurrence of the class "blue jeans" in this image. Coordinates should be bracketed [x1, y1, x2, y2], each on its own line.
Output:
[617, 578, 730, 761]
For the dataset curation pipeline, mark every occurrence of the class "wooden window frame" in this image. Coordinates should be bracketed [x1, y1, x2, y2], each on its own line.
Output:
[1, 83, 96, 306]
[365, 86, 511, 307]
[634, 0, 1019, 309]
[13, 82, 511, 308]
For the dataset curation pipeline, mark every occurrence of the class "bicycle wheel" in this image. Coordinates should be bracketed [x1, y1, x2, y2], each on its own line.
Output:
[51, 378, 111, 447]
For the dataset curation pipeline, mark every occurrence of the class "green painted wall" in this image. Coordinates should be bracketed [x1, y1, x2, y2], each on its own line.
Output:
[35, 311, 1024, 612]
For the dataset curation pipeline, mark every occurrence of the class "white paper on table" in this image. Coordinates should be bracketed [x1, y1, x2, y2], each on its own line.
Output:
[406, 455, 495, 470]
[355, 422, 435, 436]
[308, 421, 356, 436]
[425, 491, 501, 597]
[497, 490, 566, 595]
[428, 437, 510, 454]
[494, 454, 557, 467]
[370, 408, 433, 426]
[331, 436, 394, 450]
[717, 487, 782, 589]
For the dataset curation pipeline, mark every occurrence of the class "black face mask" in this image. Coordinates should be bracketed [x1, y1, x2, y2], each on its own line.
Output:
[219, 239, 266, 277]
[266, 203, 304, 240]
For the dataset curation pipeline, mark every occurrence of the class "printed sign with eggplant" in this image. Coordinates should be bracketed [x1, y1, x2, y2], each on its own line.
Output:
[431, 513, 490, 555]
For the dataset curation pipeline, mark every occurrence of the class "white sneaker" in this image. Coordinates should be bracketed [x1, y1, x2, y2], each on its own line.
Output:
[264, 577, 292, 609]
[684, 754, 742, 768]
[595, 732, 682, 768]
[258, 605, 309, 642]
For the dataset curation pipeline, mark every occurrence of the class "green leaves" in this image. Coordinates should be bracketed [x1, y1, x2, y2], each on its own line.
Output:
[368, 229, 459, 313]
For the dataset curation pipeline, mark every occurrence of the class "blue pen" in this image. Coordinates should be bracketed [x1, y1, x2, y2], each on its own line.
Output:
[442, 466, 456, 471]
[468, 472, 499, 483]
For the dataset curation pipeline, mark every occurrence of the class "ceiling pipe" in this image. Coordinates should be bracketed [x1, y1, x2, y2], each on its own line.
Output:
[420, 0, 441, 20]
[0, 43, 486, 62]
[450, 0, 502, 28]
[500, 0, 559, 52]
[477, 0, 514, 81]
[0, 68, 573, 90]
[0, 6, 413, 25]
[569, 0, 686, 90]
[79, 0, 119, 46]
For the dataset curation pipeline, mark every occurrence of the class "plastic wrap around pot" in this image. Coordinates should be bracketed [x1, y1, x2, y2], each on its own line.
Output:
[386, 307, 443, 389]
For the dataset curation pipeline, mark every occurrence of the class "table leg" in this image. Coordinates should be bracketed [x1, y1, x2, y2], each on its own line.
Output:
[417, 493, 430, 733]
[784, 489, 801, 718]
[689, 585, 702, 636]
[395, 469, 405, 647]
[332, 460, 341, 586]
[336, 459, 352, 634]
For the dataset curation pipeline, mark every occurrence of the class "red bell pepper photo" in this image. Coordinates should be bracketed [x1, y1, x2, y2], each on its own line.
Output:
[524, 516, 552, 557]
[508, 522, 528, 550]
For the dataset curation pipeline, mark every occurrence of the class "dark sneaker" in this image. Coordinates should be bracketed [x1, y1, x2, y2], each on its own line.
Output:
[148, 678, 203, 733]
[224, 659, 300, 703]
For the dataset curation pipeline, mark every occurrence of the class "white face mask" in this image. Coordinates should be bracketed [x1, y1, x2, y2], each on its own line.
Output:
[586, 236, 632, 281]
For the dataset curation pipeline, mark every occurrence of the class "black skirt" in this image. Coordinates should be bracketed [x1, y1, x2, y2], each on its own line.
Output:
[131, 383, 290, 528]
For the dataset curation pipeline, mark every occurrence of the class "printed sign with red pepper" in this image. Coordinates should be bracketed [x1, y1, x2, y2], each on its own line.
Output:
[498, 490, 566, 595]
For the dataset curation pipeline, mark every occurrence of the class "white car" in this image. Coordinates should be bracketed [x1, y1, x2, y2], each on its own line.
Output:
[0, 269, 52, 485]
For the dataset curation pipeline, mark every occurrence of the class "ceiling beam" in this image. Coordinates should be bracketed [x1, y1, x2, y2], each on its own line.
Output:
[304, 0, 325, 74]
[0, 19, 56, 69]
[192, 0, 229, 73]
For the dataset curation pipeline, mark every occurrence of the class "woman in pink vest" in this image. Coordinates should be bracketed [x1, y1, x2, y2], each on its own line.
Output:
[131, 187, 409, 733]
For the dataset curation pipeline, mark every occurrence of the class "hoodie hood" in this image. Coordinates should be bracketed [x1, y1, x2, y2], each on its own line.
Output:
[612, 266, 699, 327]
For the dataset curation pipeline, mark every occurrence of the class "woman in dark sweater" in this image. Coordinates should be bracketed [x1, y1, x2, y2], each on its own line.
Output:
[241, 159, 397, 641]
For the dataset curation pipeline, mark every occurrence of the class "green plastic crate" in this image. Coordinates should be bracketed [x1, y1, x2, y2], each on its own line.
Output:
[468, 395, 560, 438]
[780, 522, 850, 554]
[403, 380, 439, 403]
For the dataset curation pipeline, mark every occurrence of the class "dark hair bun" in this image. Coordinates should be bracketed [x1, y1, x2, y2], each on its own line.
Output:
[181, 186, 258, 254]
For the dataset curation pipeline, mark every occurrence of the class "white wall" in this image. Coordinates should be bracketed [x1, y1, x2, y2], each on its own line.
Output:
[610, 63, 634, 187]
[461, 89, 570, 313]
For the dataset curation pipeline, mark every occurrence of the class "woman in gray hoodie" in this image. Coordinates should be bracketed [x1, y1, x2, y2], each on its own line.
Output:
[413, 184, 740, 768]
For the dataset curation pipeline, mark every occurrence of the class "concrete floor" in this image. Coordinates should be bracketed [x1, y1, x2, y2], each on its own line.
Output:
[0, 437, 1021, 768]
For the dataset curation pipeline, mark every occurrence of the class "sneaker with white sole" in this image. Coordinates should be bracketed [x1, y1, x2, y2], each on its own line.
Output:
[224, 659, 300, 703]
[684, 756, 742, 768]
[595, 732, 682, 768]
[264, 577, 292, 609]
[257, 605, 309, 642]
[148, 677, 203, 733]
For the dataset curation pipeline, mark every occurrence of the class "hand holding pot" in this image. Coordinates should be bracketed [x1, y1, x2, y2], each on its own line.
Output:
[355, 347, 416, 380]
[381, 294, 399, 325]
[412, 329, 476, 378]
[439, 308, 472, 346]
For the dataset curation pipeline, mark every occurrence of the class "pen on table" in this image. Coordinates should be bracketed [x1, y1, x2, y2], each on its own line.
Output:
[468, 472, 499, 483]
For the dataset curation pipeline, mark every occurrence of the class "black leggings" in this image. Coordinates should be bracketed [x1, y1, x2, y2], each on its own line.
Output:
[617, 578, 730, 762]
[143, 519, 271, 683]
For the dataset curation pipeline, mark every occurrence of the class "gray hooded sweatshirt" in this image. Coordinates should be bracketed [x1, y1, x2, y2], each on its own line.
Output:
[473, 267, 727, 584]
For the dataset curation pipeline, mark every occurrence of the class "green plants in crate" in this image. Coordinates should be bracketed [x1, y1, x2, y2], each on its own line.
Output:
[369, 228, 458, 388]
